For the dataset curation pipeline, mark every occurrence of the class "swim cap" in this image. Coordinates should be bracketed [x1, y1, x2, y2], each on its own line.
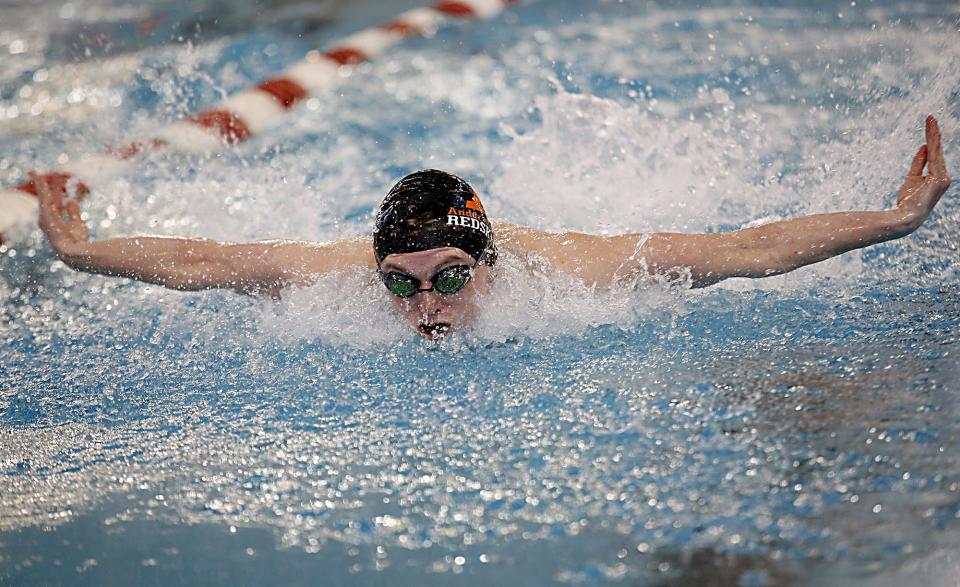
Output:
[373, 169, 497, 265]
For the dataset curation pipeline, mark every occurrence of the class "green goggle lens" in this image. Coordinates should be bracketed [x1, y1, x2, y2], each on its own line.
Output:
[381, 265, 473, 298]
[433, 267, 470, 293]
[385, 277, 418, 297]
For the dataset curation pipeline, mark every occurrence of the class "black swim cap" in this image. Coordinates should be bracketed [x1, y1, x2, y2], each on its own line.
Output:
[373, 169, 497, 265]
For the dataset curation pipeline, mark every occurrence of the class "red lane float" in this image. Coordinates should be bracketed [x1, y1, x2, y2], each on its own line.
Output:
[0, 0, 519, 243]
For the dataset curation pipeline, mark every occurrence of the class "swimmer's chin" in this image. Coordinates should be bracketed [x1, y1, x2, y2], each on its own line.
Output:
[418, 322, 452, 339]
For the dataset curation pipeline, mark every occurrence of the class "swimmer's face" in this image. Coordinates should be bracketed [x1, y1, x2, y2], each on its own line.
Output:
[379, 247, 491, 339]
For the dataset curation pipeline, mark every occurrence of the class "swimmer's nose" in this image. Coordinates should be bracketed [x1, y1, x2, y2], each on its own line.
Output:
[414, 291, 445, 316]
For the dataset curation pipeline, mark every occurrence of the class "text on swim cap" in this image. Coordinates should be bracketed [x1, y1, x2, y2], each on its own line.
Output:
[447, 214, 491, 237]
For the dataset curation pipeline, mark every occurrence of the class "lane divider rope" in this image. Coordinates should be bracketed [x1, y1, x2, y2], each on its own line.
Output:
[0, 0, 518, 244]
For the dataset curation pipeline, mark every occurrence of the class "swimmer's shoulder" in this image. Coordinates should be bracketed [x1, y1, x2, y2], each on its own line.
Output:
[492, 222, 649, 286]
[493, 222, 596, 254]
[492, 222, 585, 271]
[493, 222, 557, 250]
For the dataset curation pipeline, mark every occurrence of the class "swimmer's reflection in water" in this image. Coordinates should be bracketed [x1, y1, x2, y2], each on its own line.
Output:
[36, 116, 951, 339]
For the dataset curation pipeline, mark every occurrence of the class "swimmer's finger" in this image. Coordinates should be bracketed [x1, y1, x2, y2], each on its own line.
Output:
[29, 172, 50, 203]
[64, 201, 89, 241]
[908, 145, 927, 176]
[31, 172, 62, 209]
[925, 115, 947, 177]
[66, 202, 82, 221]
[34, 174, 67, 245]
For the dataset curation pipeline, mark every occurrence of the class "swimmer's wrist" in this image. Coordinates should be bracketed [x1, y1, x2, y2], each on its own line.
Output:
[884, 206, 926, 237]
[51, 239, 92, 265]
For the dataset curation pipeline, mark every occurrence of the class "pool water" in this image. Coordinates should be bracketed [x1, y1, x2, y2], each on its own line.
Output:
[1, 0, 959, 585]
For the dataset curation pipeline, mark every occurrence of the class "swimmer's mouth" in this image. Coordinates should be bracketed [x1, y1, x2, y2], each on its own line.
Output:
[418, 322, 451, 338]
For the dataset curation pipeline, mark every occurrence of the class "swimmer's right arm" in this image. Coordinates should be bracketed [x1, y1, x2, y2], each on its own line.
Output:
[35, 175, 374, 296]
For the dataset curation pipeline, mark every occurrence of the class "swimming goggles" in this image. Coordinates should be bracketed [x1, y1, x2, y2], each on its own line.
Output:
[379, 265, 474, 298]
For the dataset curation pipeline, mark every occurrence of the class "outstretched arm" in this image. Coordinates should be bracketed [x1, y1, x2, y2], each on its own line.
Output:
[500, 115, 951, 288]
[36, 176, 374, 296]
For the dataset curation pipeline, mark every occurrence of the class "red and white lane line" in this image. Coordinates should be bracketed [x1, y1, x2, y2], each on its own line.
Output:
[0, 0, 519, 244]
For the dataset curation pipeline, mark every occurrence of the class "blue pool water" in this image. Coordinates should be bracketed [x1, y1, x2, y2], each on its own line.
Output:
[2, 0, 959, 585]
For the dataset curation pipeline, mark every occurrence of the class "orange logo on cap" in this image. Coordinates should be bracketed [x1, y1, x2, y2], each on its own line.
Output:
[464, 192, 485, 214]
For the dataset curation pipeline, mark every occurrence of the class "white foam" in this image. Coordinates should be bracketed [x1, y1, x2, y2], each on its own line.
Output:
[495, 92, 760, 235]
[0, 189, 38, 235]
[469, 249, 686, 342]
[259, 268, 409, 348]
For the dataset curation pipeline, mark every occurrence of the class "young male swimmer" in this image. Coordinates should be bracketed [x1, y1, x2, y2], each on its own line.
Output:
[37, 116, 951, 339]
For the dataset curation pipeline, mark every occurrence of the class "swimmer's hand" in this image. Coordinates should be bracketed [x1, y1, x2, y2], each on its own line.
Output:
[893, 115, 952, 232]
[35, 171, 90, 256]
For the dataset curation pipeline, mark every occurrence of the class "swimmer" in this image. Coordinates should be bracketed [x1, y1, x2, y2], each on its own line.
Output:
[36, 116, 951, 339]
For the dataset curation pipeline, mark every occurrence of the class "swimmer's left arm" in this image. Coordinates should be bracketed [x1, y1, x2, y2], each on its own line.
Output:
[636, 115, 951, 287]
[498, 116, 951, 288]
